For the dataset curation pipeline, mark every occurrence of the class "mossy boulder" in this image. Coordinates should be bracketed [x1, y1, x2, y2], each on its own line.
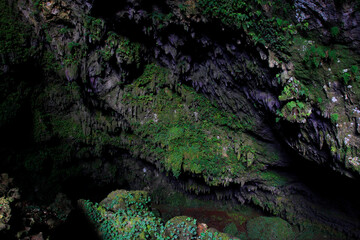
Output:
[99, 189, 150, 213]
[247, 216, 295, 240]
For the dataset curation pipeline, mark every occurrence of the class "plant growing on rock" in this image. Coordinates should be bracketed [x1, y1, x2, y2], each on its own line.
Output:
[303, 44, 336, 68]
[121, 64, 269, 186]
[84, 16, 105, 43]
[342, 65, 360, 85]
[197, 0, 297, 50]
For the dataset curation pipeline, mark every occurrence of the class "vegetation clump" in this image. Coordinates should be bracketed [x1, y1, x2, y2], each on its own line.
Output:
[121, 64, 271, 185]
[197, 0, 300, 51]
[79, 190, 239, 240]
[246, 216, 295, 240]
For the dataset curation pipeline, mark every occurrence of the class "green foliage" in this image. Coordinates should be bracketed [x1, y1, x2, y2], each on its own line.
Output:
[80, 190, 237, 240]
[247, 216, 295, 240]
[342, 65, 360, 85]
[197, 0, 296, 50]
[100, 32, 141, 67]
[278, 78, 308, 101]
[279, 100, 311, 123]
[304, 45, 336, 68]
[150, 12, 174, 30]
[122, 64, 263, 186]
[84, 16, 105, 43]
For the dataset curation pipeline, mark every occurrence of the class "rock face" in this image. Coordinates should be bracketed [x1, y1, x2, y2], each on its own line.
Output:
[1, 0, 360, 238]
[294, 0, 360, 51]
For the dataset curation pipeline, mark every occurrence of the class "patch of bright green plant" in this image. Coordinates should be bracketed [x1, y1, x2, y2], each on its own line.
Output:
[278, 78, 309, 101]
[330, 113, 339, 123]
[278, 100, 311, 123]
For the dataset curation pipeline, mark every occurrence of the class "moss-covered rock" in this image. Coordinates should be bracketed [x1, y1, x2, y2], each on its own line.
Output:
[100, 189, 150, 213]
[246, 216, 295, 240]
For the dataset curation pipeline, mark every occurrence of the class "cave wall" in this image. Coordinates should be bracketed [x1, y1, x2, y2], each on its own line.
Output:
[1, 0, 360, 238]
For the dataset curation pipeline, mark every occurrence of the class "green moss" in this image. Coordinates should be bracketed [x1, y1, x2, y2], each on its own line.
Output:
[247, 216, 295, 240]
[121, 63, 268, 185]
[100, 190, 150, 213]
[259, 170, 289, 187]
[303, 44, 336, 68]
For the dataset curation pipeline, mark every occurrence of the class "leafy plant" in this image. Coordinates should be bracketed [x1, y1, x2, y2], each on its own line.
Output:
[304, 45, 336, 68]
[84, 16, 105, 43]
[342, 65, 360, 85]
[278, 78, 309, 101]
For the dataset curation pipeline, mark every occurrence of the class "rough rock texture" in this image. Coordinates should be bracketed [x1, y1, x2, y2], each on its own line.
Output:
[294, 0, 360, 51]
[1, 0, 360, 238]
